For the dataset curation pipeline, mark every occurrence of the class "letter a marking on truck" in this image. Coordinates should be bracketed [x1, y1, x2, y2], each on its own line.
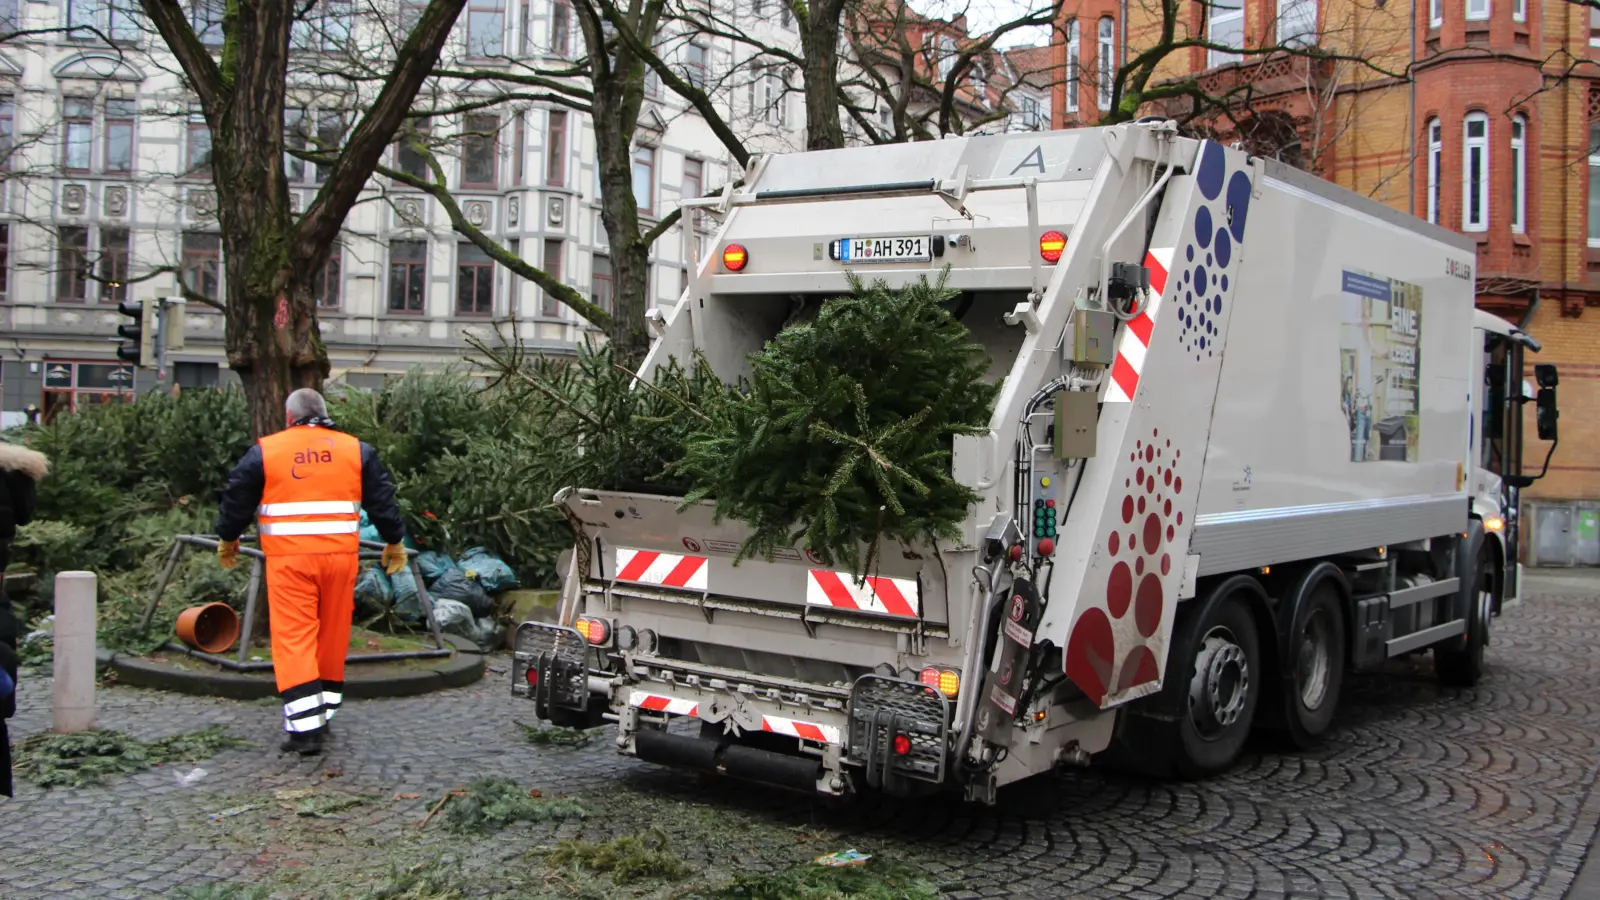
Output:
[1106, 248, 1172, 403]
[1009, 145, 1046, 176]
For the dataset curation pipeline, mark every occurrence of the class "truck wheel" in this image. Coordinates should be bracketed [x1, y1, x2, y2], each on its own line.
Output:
[1282, 583, 1345, 747]
[1435, 547, 1494, 687]
[1173, 591, 1262, 777]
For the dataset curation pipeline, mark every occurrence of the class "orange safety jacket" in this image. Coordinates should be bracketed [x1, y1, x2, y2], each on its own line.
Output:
[256, 426, 363, 556]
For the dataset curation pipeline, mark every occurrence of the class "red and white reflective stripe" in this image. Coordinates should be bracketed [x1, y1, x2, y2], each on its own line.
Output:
[806, 570, 919, 618]
[761, 714, 841, 745]
[1105, 248, 1172, 404]
[627, 690, 699, 717]
[614, 548, 709, 590]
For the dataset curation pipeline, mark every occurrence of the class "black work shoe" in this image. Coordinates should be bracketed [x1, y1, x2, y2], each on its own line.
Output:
[280, 728, 325, 756]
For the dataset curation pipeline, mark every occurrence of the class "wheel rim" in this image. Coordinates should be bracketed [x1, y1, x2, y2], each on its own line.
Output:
[1188, 626, 1250, 740]
[1296, 609, 1332, 710]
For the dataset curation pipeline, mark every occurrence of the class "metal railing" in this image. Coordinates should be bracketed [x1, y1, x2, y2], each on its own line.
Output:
[138, 535, 452, 673]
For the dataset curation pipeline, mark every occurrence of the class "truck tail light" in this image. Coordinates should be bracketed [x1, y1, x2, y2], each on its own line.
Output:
[525, 666, 539, 687]
[575, 616, 611, 646]
[1040, 231, 1067, 263]
[918, 666, 960, 698]
[892, 734, 912, 756]
[722, 243, 748, 271]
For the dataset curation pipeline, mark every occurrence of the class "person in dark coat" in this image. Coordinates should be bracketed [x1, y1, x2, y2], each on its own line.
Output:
[0, 440, 49, 798]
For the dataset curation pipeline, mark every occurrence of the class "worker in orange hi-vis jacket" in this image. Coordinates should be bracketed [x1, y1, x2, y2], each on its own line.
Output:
[214, 388, 408, 756]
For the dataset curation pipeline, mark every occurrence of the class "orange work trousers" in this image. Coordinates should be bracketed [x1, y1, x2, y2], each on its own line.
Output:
[264, 553, 359, 694]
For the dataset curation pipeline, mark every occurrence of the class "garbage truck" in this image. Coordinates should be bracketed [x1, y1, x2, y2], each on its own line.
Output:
[512, 121, 1561, 803]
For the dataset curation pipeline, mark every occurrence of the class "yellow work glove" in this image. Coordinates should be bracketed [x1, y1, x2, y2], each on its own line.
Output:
[381, 543, 408, 576]
[217, 539, 240, 570]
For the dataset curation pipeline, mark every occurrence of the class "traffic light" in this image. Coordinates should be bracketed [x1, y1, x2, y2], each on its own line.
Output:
[116, 298, 157, 368]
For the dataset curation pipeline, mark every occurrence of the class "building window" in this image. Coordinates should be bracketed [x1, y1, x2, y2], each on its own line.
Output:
[779, 0, 792, 28]
[0, 95, 13, 170]
[293, 0, 353, 50]
[1466, 0, 1489, 21]
[541, 238, 563, 316]
[1588, 125, 1600, 245]
[182, 232, 221, 301]
[0, 0, 15, 31]
[389, 240, 428, 313]
[591, 255, 612, 313]
[314, 109, 345, 183]
[56, 226, 89, 303]
[1462, 113, 1488, 232]
[314, 247, 341, 310]
[1021, 96, 1042, 129]
[394, 117, 430, 181]
[1208, 0, 1242, 68]
[1278, 0, 1317, 46]
[1097, 17, 1116, 111]
[1513, 0, 1524, 22]
[186, 113, 213, 178]
[632, 145, 655, 217]
[462, 114, 498, 189]
[68, 0, 138, 41]
[1431, 0, 1442, 27]
[105, 99, 135, 173]
[1426, 118, 1441, 225]
[99, 227, 129, 304]
[546, 110, 567, 186]
[1065, 20, 1079, 114]
[400, 0, 427, 35]
[0, 224, 10, 296]
[193, 0, 224, 45]
[1511, 115, 1526, 234]
[513, 111, 526, 184]
[1592, 7, 1600, 48]
[747, 65, 788, 126]
[41, 361, 136, 421]
[551, 0, 571, 55]
[456, 242, 494, 315]
[63, 98, 93, 172]
[683, 157, 703, 201]
[686, 43, 708, 91]
[468, 0, 505, 57]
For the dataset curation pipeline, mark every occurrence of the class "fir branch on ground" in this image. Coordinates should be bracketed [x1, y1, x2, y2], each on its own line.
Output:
[515, 720, 603, 746]
[702, 857, 940, 900]
[358, 858, 466, 900]
[173, 883, 272, 900]
[441, 777, 588, 834]
[673, 270, 997, 573]
[14, 726, 249, 789]
[546, 827, 692, 884]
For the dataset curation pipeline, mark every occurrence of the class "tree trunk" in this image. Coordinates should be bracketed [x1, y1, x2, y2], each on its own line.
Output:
[802, 0, 847, 151]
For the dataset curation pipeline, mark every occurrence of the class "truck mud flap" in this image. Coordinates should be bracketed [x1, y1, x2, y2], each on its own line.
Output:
[846, 675, 951, 792]
[634, 730, 823, 794]
[511, 622, 589, 718]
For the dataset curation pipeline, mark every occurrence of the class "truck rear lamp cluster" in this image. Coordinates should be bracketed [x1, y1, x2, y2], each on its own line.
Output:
[918, 667, 960, 698]
[615, 625, 638, 651]
[722, 243, 748, 272]
[892, 734, 912, 756]
[574, 616, 611, 647]
[1039, 231, 1067, 263]
[524, 666, 538, 687]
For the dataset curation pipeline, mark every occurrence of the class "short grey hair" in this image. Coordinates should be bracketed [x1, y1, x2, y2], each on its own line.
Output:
[285, 388, 328, 422]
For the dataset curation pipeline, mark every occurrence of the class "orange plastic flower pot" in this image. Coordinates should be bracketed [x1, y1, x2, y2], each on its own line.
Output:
[175, 602, 240, 654]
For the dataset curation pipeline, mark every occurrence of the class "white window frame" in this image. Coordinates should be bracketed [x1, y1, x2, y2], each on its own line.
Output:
[1591, 7, 1600, 48]
[1208, 0, 1244, 69]
[1426, 118, 1441, 225]
[1588, 125, 1600, 247]
[1511, 114, 1526, 234]
[1066, 20, 1079, 113]
[1512, 0, 1525, 22]
[1462, 112, 1489, 232]
[1466, 0, 1489, 22]
[1097, 17, 1114, 112]
[1430, 0, 1442, 27]
[1277, 0, 1317, 46]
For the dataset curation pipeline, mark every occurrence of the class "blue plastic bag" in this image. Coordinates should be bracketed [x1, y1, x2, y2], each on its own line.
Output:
[353, 566, 393, 615]
[390, 566, 422, 622]
[459, 547, 518, 593]
[415, 551, 454, 584]
[358, 509, 382, 545]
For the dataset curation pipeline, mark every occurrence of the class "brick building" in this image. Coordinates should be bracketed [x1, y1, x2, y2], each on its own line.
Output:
[1051, 0, 1600, 564]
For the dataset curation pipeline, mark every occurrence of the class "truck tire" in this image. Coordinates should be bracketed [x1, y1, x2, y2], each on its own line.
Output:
[1107, 577, 1264, 779]
[1435, 543, 1494, 687]
[1280, 580, 1346, 748]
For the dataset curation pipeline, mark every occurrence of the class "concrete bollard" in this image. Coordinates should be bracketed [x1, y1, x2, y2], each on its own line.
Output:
[52, 571, 97, 733]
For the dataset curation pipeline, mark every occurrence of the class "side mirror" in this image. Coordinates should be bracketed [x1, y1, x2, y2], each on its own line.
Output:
[1536, 388, 1559, 442]
[1535, 363, 1559, 388]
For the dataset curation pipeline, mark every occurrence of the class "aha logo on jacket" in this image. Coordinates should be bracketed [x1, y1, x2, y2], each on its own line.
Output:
[289, 439, 338, 479]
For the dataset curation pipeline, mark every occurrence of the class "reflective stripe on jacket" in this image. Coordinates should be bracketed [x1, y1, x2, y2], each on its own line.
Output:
[257, 426, 362, 555]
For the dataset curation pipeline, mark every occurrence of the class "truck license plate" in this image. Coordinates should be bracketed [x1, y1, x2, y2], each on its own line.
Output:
[831, 235, 931, 264]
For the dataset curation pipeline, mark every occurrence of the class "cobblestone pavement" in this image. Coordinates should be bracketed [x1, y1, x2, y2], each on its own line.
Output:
[2, 571, 1600, 899]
